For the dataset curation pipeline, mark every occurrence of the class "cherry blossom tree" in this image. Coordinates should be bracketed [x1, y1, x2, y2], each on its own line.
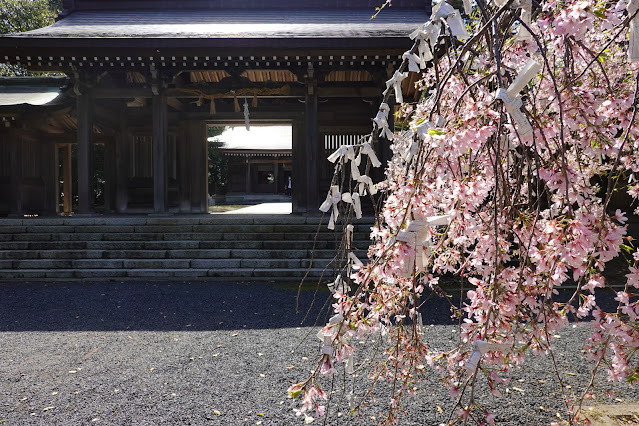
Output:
[290, 0, 639, 424]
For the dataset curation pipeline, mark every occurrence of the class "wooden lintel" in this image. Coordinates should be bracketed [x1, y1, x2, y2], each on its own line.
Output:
[91, 84, 380, 99]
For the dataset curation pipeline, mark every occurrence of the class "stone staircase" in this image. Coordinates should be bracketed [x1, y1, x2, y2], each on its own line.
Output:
[0, 215, 373, 281]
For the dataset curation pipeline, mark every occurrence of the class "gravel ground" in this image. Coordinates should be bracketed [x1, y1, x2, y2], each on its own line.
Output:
[0, 280, 637, 425]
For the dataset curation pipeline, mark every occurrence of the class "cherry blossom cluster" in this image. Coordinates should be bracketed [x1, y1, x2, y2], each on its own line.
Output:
[290, 1, 639, 424]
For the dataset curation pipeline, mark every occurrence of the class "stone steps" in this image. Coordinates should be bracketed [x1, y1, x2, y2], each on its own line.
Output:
[0, 215, 373, 281]
[0, 240, 370, 251]
[0, 267, 334, 280]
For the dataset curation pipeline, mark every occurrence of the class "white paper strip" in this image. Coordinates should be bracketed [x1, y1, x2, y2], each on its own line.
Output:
[507, 59, 542, 97]
[327, 145, 355, 163]
[426, 214, 452, 226]
[462, 0, 473, 15]
[432, 2, 469, 40]
[465, 340, 510, 374]
[352, 192, 362, 219]
[629, 0, 639, 62]
[345, 355, 354, 374]
[384, 70, 409, 104]
[410, 21, 439, 65]
[329, 314, 344, 325]
[495, 59, 541, 137]
[348, 252, 364, 268]
[327, 273, 350, 294]
[359, 141, 382, 168]
[319, 185, 342, 230]
[350, 150, 362, 179]
[373, 103, 394, 141]
[345, 224, 354, 249]
[403, 50, 422, 72]
[356, 175, 377, 196]
[516, 0, 532, 40]
[496, 89, 532, 136]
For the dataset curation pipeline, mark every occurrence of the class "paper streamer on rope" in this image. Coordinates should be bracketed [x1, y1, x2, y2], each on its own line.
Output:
[432, 1, 469, 40]
[495, 59, 541, 137]
[465, 340, 510, 374]
[384, 70, 409, 104]
[516, 0, 532, 40]
[629, 0, 639, 62]
[319, 185, 342, 230]
[373, 103, 394, 140]
[243, 98, 250, 131]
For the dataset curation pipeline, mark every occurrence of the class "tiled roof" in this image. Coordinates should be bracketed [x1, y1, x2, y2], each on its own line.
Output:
[0, 78, 67, 106]
[0, 89, 61, 106]
[7, 9, 428, 39]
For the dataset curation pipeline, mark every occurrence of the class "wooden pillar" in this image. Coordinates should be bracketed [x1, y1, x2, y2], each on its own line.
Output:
[177, 122, 190, 212]
[55, 146, 60, 214]
[177, 120, 207, 213]
[152, 89, 168, 214]
[62, 144, 72, 215]
[77, 91, 94, 215]
[305, 78, 320, 212]
[187, 120, 207, 213]
[41, 141, 57, 216]
[116, 108, 130, 213]
[273, 159, 279, 194]
[103, 138, 116, 213]
[9, 131, 23, 216]
[291, 119, 306, 213]
[245, 158, 251, 194]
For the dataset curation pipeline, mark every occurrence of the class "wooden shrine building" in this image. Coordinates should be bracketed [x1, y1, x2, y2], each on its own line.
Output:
[0, 0, 430, 216]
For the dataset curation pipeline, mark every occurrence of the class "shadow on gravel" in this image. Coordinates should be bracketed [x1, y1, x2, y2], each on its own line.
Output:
[0, 281, 334, 332]
[0, 280, 455, 332]
[1, 280, 617, 332]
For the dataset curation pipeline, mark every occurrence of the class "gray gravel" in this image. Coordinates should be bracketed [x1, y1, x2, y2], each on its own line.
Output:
[0, 280, 637, 425]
